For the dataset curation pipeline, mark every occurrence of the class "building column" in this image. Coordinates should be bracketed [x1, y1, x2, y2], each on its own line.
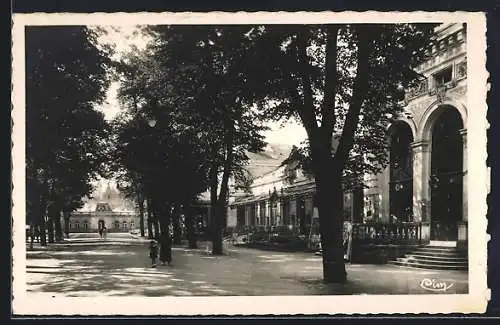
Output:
[458, 128, 468, 249]
[255, 202, 262, 226]
[265, 201, 270, 227]
[289, 199, 297, 229]
[244, 205, 249, 226]
[380, 166, 391, 223]
[279, 199, 284, 225]
[411, 140, 431, 241]
[459, 129, 468, 221]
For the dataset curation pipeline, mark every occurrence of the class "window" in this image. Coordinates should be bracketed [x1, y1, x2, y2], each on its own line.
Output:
[69, 223, 73, 229]
[114, 220, 120, 229]
[439, 40, 446, 50]
[448, 34, 455, 45]
[130, 221, 135, 229]
[433, 66, 453, 87]
[122, 221, 128, 230]
[83, 221, 89, 229]
[75, 222, 80, 230]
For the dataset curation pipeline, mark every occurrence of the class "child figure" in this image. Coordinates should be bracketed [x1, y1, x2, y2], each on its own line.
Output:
[149, 239, 159, 267]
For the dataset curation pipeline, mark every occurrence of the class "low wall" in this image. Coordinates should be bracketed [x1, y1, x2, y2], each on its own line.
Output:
[235, 241, 311, 253]
[350, 244, 421, 264]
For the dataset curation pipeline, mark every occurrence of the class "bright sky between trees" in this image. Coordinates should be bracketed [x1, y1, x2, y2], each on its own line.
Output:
[96, 25, 308, 147]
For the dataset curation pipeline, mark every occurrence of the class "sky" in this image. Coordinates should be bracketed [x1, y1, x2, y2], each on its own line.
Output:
[96, 25, 308, 147]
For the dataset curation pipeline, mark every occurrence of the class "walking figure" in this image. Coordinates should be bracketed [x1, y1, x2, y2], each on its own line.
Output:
[149, 239, 159, 267]
[159, 232, 172, 266]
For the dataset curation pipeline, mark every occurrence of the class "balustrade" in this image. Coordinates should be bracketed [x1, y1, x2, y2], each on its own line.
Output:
[232, 224, 304, 244]
[351, 221, 427, 246]
[232, 221, 429, 247]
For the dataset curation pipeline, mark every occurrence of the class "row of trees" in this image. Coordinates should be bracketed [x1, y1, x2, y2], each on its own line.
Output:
[25, 23, 436, 283]
[111, 26, 268, 252]
[112, 23, 436, 282]
[26, 26, 115, 245]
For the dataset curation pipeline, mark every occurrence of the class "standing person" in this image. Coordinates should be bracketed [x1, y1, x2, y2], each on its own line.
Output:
[102, 226, 108, 239]
[159, 231, 172, 266]
[149, 239, 159, 267]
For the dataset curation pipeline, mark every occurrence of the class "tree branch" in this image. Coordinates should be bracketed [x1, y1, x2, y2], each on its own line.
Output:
[320, 24, 339, 138]
[333, 26, 370, 169]
[218, 121, 235, 205]
[296, 26, 319, 140]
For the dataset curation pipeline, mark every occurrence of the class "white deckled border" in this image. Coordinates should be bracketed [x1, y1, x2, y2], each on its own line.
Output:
[11, 11, 489, 315]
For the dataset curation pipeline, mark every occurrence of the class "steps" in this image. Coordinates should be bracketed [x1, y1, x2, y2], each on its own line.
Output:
[388, 245, 468, 271]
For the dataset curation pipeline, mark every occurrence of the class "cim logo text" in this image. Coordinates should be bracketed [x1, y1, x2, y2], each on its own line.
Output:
[419, 278, 454, 292]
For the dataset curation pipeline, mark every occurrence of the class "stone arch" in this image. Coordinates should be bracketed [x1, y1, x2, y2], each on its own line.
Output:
[428, 108, 465, 241]
[418, 99, 467, 142]
[387, 121, 414, 222]
[376, 120, 416, 223]
[386, 118, 418, 141]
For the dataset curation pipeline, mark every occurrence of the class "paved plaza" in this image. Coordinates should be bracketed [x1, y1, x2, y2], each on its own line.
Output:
[25, 233, 468, 297]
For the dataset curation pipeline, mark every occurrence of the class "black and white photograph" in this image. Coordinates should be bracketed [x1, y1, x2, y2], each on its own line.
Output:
[11, 12, 489, 315]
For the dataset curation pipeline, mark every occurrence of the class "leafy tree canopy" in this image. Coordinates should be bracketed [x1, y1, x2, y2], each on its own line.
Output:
[241, 24, 436, 178]
[26, 26, 115, 219]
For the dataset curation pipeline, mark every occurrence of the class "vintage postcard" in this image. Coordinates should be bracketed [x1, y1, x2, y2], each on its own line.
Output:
[11, 11, 489, 315]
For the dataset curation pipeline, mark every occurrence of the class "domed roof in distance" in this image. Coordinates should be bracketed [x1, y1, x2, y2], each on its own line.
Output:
[95, 202, 112, 212]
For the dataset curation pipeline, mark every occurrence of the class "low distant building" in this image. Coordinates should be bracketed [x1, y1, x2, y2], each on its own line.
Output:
[67, 180, 139, 233]
[226, 146, 362, 235]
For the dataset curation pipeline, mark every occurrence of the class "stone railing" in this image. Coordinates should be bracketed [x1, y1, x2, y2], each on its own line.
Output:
[231, 224, 306, 244]
[351, 221, 429, 246]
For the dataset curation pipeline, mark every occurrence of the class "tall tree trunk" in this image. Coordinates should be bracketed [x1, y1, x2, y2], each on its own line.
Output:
[39, 223, 47, 246]
[39, 195, 48, 246]
[63, 211, 70, 238]
[312, 26, 368, 284]
[154, 219, 160, 239]
[172, 204, 182, 245]
[315, 156, 347, 284]
[213, 129, 234, 255]
[47, 203, 59, 243]
[185, 203, 197, 249]
[209, 162, 223, 255]
[138, 196, 145, 237]
[158, 204, 169, 236]
[152, 198, 163, 239]
[212, 202, 225, 255]
[54, 210, 63, 242]
[147, 197, 153, 239]
[47, 218, 54, 243]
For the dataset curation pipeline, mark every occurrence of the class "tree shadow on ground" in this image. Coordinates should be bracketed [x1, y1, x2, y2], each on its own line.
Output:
[26, 242, 468, 296]
[26, 243, 262, 296]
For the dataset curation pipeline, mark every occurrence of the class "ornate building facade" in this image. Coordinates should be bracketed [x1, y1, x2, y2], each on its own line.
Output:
[226, 23, 468, 249]
[67, 180, 139, 233]
[365, 22, 467, 247]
